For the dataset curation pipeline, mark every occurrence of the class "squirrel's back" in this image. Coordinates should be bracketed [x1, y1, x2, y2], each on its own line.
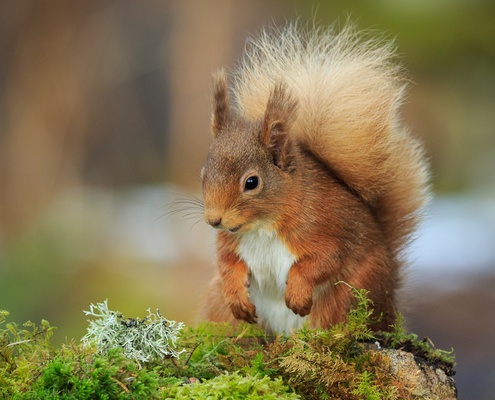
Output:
[231, 23, 429, 258]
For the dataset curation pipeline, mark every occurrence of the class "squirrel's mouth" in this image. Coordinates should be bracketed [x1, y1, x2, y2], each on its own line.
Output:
[229, 224, 243, 233]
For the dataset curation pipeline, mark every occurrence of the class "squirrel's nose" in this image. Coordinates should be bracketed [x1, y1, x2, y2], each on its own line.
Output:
[205, 215, 222, 228]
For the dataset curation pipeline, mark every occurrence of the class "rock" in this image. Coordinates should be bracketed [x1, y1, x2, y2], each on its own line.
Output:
[383, 349, 457, 399]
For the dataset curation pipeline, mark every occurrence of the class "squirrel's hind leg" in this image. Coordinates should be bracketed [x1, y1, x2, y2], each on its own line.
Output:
[199, 274, 239, 325]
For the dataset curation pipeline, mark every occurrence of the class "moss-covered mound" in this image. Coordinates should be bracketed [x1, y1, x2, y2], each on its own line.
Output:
[0, 288, 456, 399]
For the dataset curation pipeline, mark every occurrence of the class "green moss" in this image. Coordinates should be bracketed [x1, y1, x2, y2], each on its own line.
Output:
[0, 287, 455, 399]
[161, 372, 299, 400]
[351, 370, 396, 400]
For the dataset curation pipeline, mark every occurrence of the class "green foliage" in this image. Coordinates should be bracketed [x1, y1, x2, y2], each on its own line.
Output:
[0, 310, 56, 398]
[29, 347, 163, 399]
[161, 372, 299, 399]
[351, 371, 396, 400]
[0, 288, 456, 399]
[385, 311, 407, 348]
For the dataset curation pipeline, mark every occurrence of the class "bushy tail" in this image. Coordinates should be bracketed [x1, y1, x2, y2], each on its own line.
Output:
[231, 23, 429, 257]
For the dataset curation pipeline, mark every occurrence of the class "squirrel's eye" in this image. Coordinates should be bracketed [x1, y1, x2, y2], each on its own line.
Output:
[244, 176, 259, 191]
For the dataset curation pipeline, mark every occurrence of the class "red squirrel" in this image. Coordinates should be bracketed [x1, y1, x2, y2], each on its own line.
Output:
[199, 24, 429, 333]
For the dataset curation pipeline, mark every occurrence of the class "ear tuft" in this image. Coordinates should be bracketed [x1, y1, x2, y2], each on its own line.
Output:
[261, 83, 298, 170]
[211, 69, 230, 137]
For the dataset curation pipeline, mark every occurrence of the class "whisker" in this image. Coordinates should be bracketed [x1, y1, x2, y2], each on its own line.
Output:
[181, 211, 205, 219]
[158, 191, 205, 226]
[190, 217, 207, 230]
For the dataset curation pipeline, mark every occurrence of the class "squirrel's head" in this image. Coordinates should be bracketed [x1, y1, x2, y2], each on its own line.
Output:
[201, 70, 298, 234]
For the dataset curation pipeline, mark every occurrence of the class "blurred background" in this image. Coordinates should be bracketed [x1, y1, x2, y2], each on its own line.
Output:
[0, 1, 494, 398]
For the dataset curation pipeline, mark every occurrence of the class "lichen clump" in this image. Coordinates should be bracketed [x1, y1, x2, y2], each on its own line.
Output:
[81, 300, 184, 364]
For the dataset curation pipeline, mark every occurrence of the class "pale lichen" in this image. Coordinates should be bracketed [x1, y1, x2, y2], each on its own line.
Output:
[81, 300, 184, 365]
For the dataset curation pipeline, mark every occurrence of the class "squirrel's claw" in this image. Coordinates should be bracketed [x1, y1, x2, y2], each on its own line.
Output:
[229, 295, 257, 324]
[285, 296, 312, 317]
[285, 278, 313, 317]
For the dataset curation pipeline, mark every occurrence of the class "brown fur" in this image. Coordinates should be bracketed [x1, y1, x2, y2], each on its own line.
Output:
[199, 23, 429, 332]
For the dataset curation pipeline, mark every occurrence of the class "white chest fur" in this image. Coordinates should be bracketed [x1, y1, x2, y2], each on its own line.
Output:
[238, 229, 307, 334]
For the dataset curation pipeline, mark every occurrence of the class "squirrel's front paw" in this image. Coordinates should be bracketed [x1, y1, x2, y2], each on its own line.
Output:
[285, 277, 313, 317]
[227, 291, 257, 324]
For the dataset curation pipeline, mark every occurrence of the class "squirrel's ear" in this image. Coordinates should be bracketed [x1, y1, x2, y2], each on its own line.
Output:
[261, 83, 298, 170]
[211, 69, 230, 138]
